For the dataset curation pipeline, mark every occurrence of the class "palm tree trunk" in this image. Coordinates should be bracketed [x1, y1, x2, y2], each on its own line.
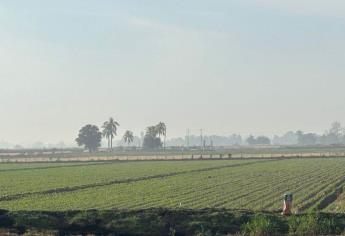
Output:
[164, 135, 166, 150]
[111, 137, 113, 151]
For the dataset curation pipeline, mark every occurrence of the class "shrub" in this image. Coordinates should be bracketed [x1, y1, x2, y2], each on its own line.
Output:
[288, 213, 340, 235]
[242, 214, 282, 236]
[68, 211, 101, 228]
[9, 212, 61, 229]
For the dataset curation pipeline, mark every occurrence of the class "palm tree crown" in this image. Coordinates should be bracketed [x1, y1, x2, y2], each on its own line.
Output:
[156, 122, 167, 149]
[156, 122, 166, 137]
[123, 130, 134, 146]
[102, 117, 120, 151]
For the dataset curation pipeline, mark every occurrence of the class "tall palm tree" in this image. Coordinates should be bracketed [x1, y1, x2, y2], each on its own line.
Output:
[156, 122, 167, 149]
[102, 117, 120, 151]
[123, 130, 134, 146]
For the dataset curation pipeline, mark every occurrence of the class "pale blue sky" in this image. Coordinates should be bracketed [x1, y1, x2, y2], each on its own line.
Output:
[1, 1, 345, 145]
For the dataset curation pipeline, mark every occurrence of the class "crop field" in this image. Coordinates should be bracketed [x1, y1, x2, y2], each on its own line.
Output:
[0, 158, 345, 212]
[325, 191, 345, 212]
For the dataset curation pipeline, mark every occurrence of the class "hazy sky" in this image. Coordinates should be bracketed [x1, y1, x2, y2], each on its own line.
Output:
[1, 0, 345, 145]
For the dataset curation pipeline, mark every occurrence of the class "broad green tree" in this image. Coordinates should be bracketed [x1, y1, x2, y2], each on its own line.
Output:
[146, 126, 158, 137]
[143, 125, 162, 150]
[76, 124, 102, 152]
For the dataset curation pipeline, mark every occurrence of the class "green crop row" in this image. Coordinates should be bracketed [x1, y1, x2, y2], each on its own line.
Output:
[0, 160, 255, 198]
[1, 158, 345, 212]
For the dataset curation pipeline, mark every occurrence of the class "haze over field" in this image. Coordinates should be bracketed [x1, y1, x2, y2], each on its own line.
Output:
[1, 0, 345, 145]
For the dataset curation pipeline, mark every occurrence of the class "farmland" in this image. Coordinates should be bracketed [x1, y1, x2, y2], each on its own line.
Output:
[325, 190, 345, 212]
[0, 157, 345, 212]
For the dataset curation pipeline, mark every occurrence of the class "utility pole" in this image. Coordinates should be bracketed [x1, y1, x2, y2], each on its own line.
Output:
[200, 129, 203, 151]
[186, 129, 190, 148]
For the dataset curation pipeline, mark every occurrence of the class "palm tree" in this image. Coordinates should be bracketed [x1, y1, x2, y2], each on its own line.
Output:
[156, 122, 167, 149]
[123, 130, 134, 146]
[102, 117, 120, 151]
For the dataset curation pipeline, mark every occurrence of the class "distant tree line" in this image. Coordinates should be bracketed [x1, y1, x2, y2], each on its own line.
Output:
[167, 134, 243, 147]
[166, 122, 345, 147]
[3, 121, 345, 150]
[75, 118, 166, 152]
[246, 136, 271, 145]
[274, 122, 345, 146]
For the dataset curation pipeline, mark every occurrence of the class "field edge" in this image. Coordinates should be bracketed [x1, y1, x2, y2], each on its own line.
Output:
[1, 208, 345, 235]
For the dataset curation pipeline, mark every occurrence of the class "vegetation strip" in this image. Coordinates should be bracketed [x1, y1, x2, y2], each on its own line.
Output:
[0, 159, 275, 202]
[1, 208, 344, 235]
[2, 154, 344, 164]
[0, 162, 112, 173]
